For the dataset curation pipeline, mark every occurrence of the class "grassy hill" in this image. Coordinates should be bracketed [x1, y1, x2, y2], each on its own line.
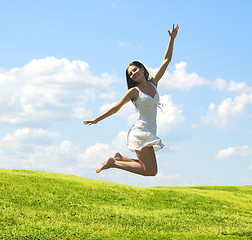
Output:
[0, 169, 251, 239]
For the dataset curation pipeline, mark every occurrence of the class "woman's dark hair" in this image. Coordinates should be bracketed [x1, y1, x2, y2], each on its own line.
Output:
[126, 61, 150, 90]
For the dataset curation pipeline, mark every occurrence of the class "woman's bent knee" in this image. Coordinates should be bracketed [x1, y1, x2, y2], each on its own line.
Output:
[151, 168, 158, 176]
[144, 168, 158, 176]
[152, 168, 158, 176]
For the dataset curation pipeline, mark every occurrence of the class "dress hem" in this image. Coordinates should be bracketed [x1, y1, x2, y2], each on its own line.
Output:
[128, 142, 164, 152]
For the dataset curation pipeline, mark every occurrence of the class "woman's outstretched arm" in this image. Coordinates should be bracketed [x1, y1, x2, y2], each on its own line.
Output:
[152, 24, 179, 86]
[83, 88, 138, 125]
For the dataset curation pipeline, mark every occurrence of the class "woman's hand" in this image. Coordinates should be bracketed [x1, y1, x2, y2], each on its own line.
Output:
[168, 24, 179, 39]
[83, 119, 98, 125]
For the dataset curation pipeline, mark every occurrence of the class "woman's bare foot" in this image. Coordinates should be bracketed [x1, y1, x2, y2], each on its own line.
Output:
[96, 157, 115, 173]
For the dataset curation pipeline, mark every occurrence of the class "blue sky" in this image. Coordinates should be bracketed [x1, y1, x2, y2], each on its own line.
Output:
[0, 0, 251, 187]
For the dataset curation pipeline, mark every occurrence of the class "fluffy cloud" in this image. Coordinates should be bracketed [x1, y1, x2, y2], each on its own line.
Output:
[202, 93, 252, 129]
[203, 78, 252, 129]
[0, 57, 120, 124]
[157, 95, 184, 135]
[0, 128, 81, 171]
[213, 78, 252, 94]
[0, 128, 60, 170]
[0, 128, 58, 154]
[77, 143, 111, 170]
[77, 131, 128, 168]
[148, 61, 208, 92]
[0, 127, 129, 176]
[215, 145, 252, 159]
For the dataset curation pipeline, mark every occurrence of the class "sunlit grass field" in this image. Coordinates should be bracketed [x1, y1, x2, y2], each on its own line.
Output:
[0, 169, 251, 239]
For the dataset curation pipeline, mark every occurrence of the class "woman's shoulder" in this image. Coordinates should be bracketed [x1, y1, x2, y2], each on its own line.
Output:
[128, 86, 139, 93]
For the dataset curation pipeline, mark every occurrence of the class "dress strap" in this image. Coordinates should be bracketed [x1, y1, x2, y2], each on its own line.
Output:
[134, 86, 140, 92]
[149, 81, 157, 90]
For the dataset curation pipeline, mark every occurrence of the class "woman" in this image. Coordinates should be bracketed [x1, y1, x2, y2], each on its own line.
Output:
[84, 24, 179, 176]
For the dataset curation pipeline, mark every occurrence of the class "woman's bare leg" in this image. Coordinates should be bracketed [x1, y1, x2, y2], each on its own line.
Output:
[96, 147, 158, 176]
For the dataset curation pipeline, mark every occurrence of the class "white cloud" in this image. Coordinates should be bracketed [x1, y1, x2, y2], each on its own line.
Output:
[157, 95, 184, 135]
[215, 145, 252, 159]
[99, 91, 119, 100]
[64, 130, 131, 178]
[77, 143, 111, 169]
[0, 128, 58, 155]
[207, 79, 252, 129]
[0, 128, 75, 171]
[111, 131, 128, 151]
[213, 78, 252, 94]
[0, 57, 120, 124]
[202, 93, 252, 129]
[0, 127, 130, 176]
[77, 131, 128, 167]
[3, 128, 58, 142]
[148, 61, 208, 92]
[213, 78, 229, 91]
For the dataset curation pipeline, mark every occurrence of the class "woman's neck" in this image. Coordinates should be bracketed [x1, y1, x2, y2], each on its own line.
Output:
[137, 78, 148, 87]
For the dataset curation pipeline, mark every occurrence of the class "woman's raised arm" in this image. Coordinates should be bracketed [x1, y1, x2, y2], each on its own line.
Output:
[152, 24, 179, 86]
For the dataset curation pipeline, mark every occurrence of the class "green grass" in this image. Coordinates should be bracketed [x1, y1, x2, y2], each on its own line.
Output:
[0, 169, 251, 239]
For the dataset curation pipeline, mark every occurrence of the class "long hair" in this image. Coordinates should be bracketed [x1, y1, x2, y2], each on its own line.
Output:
[126, 61, 150, 90]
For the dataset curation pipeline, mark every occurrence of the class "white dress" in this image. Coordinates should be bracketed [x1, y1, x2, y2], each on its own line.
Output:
[127, 82, 164, 152]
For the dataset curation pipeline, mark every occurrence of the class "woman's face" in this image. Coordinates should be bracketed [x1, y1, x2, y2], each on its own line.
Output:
[127, 65, 145, 82]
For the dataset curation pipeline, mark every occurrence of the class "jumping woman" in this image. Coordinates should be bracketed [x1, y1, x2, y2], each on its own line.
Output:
[84, 24, 179, 176]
